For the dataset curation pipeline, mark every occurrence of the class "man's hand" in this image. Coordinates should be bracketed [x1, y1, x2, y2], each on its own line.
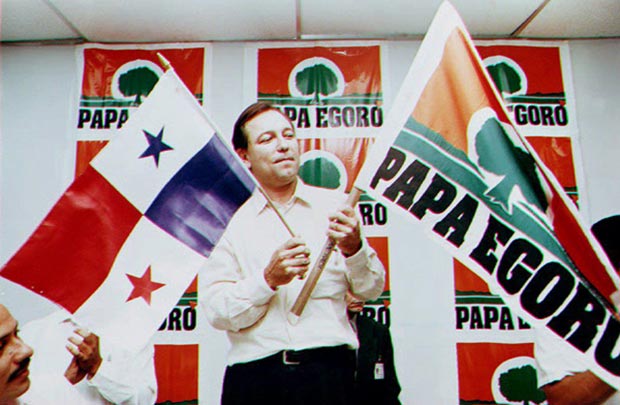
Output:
[264, 237, 310, 290]
[542, 370, 616, 405]
[64, 329, 102, 385]
[328, 206, 362, 257]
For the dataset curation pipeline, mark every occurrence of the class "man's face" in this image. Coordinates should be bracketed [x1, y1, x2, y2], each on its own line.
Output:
[238, 109, 300, 191]
[0, 305, 33, 402]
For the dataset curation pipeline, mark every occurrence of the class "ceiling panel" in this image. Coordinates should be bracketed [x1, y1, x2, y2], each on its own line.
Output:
[450, 0, 543, 37]
[519, 0, 620, 38]
[49, 0, 297, 42]
[0, 0, 79, 42]
[300, 0, 544, 38]
[299, 0, 442, 38]
[1, 0, 619, 43]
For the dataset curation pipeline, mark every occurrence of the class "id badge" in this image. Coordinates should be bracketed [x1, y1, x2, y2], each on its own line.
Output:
[374, 362, 385, 380]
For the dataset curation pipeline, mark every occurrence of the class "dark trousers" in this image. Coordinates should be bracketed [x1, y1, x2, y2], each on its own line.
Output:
[221, 345, 356, 405]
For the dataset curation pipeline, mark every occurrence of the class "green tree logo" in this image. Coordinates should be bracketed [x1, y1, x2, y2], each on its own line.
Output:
[298, 150, 347, 191]
[295, 64, 338, 104]
[119, 66, 159, 105]
[484, 56, 528, 98]
[288, 57, 345, 103]
[499, 365, 546, 405]
[491, 356, 547, 405]
[111, 60, 163, 106]
[488, 62, 521, 95]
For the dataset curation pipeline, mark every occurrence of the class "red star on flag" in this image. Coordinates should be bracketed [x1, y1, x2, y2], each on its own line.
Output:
[126, 266, 165, 305]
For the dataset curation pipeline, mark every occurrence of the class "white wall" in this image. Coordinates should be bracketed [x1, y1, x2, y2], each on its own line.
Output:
[569, 39, 620, 224]
[1, 45, 77, 262]
[1, 38, 618, 404]
[1, 45, 78, 320]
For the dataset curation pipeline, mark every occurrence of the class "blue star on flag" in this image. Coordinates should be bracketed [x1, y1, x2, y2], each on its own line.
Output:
[140, 127, 173, 167]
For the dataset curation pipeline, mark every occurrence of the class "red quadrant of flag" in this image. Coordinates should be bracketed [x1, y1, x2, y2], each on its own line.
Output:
[2, 166, 141, 312]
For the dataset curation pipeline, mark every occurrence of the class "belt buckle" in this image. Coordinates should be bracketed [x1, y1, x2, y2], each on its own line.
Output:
[282, 350, 301, 365]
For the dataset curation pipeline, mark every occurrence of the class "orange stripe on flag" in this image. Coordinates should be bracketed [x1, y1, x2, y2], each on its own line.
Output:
[413, 30, 505, 153]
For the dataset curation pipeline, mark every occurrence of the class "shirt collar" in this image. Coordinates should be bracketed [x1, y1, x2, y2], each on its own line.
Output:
[248, 178, 313, 215]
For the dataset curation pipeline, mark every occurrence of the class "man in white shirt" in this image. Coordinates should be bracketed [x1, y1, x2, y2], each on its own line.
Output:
[200, 102, 385, 405]
[18, 310, 156, 405]
[0, 304, 33, 405]
[535, 215, 620, 404]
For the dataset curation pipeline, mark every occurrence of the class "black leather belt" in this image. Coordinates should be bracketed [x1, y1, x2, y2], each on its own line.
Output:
[239, 345, 354, 367]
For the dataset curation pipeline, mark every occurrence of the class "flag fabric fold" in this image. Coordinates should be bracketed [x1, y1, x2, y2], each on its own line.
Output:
[1, 69, 256, 351]
[355, 1, 620, 388]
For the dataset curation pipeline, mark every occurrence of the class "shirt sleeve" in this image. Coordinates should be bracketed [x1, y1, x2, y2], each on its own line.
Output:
[86, 341, 157, 405]
[534, 328, 589, 387]
[345, 240, 386, 302]
[199, 235, 276, 332]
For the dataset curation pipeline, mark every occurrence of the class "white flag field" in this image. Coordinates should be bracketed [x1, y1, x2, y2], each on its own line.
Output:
[355, 1, 620, 388]
[1, 69, 256, 352]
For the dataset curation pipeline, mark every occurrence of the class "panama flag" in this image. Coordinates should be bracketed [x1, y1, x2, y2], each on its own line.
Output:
[0, 69, 255, 351]
[356, 1, 620, 388]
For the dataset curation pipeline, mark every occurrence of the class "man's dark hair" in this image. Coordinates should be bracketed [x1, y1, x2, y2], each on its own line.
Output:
[592, 215, 620, 270]
[232, 102, 291, 150]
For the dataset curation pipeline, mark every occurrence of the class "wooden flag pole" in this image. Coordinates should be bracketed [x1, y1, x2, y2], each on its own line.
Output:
[290, 187, 363, 317]
[258, 184, 296, 237]
[157, 53, 172, 71]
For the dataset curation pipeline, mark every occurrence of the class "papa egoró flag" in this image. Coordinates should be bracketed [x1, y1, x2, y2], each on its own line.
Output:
[0, 68, 255, 352]
[355, 1, 620, 388]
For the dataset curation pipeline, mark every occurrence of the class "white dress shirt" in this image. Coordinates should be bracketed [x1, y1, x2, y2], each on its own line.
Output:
[19, 310, 157, 405]
[200, 180, 385, 365]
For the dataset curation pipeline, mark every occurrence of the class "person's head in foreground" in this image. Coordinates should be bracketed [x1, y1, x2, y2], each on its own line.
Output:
[0, 305, 33, 403]
[592, 215, 620, 272]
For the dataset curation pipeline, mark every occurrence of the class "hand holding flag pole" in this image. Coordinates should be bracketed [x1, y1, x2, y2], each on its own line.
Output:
[159, 53, 357, 316]
[290, 187, 363, 317]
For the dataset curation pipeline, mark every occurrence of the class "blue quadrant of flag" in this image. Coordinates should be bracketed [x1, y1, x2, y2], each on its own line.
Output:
[145, 134, 255, 257]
